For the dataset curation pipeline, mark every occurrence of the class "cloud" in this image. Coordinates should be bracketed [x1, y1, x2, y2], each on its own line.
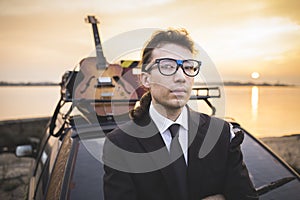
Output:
[262, 0, 300, 24]
[0, 0, 299, 84]
[0, 0, 175, 15]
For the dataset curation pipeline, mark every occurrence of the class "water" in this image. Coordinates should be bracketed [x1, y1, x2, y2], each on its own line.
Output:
[224, 86, 300, 138]
[0, 86, 60, 120]
[0, 86, 299, 138]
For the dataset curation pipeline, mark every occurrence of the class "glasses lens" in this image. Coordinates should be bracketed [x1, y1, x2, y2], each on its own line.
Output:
[182, 60, 200, 76]
[158, 59, 177, 75]
[157, 58, 201, 76]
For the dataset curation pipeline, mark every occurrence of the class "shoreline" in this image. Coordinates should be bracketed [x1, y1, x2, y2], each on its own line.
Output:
[0, 117, 50, 153]
[0, 80, 298, 87]
[260, 134, 300, 173]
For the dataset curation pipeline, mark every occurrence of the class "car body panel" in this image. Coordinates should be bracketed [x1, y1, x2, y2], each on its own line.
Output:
[25, 117, 300, 200]
[240, 126, 300, 199]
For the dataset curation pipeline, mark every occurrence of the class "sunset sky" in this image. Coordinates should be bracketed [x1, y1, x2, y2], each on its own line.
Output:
[1, 0, 300, 85]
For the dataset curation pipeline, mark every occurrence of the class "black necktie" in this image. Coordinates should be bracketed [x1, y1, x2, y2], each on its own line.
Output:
[169, 124, 188, 200]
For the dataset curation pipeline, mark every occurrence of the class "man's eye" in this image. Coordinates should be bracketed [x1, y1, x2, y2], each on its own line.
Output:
[183, 66, 194, 71]
[161, 64, 175, 69]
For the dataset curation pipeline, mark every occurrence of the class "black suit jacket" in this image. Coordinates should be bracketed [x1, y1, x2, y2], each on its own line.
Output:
[103, 108, 258, 200]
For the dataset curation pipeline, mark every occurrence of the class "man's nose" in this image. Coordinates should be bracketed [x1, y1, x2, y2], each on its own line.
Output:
[173, 66, 186, 81]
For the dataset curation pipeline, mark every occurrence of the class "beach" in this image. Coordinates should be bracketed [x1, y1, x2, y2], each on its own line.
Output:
[0, 118, 299, 199]
[260, 134, 300, 173]
[0, 118, 49, 199]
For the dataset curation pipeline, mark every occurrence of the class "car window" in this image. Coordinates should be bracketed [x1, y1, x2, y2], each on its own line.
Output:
[242, 131, 300, 199]
[67, 137, 105, 200]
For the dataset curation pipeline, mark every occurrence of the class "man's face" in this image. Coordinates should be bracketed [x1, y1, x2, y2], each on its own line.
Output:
[141, 43, 194, 114]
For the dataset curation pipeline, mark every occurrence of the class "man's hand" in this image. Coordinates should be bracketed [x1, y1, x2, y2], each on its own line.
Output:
[202, 194, 225, 200]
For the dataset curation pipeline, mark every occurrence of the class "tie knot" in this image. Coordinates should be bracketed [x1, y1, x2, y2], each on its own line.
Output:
[169, 124, 180, 138]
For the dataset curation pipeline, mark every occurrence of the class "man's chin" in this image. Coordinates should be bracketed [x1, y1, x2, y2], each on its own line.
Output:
[169, 99, 187, 109]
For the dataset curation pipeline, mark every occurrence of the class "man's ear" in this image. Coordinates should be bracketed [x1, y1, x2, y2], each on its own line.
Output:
[140, 72, 151, 88]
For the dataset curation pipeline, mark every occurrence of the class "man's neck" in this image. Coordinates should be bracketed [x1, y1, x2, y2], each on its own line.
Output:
[152, 103, 183, 122]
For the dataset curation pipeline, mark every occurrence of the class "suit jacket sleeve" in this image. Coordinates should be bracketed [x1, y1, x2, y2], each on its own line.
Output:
[103, 165, 137, 200]
[223, 130, 259, 200]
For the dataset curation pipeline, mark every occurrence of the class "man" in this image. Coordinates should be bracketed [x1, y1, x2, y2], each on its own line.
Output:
[103, 28, 258, 200]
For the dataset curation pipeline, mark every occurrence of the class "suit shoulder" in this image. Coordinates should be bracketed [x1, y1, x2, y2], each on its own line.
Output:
[189, 109, 209, 122]
[189, 109, 230, 128]
[105, 120, 136, 143]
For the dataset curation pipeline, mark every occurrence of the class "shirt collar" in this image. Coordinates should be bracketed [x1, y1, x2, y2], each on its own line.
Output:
[149, 102, 189, 134]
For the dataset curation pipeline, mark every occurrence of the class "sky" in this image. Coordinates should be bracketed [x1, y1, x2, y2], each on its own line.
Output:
[1, 0, 300, 85]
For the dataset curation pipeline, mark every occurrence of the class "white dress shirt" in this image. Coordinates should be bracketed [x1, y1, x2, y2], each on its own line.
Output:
[149, 103, 189, 164]
[149, 103, 235, 165]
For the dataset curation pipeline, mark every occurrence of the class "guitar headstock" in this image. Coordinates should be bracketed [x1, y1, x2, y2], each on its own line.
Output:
[85, 15, 99, 24]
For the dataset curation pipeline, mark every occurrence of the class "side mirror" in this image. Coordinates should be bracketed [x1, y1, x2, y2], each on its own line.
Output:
[15, 145, 33, 157]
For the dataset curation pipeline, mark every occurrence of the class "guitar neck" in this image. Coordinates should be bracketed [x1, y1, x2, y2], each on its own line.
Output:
[91, 23, 107, 69]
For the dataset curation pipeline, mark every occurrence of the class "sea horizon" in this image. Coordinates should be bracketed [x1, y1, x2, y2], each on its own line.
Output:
[0, 80, 298, 87]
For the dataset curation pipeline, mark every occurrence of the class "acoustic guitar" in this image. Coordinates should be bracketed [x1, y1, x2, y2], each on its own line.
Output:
[74, 16, 138, 116]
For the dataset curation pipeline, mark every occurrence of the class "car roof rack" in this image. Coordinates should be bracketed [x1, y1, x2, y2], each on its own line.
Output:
[190, 86, 220, 115]
[67, 86, 221, 115]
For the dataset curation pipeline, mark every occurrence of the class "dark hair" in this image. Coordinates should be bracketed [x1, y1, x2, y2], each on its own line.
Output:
[141, 28, 196, 72]
[130, 28, 195, 121]
[129, 91, 152, 123]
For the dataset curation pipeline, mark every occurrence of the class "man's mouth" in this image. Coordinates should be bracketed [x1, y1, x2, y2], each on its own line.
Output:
[170, 88, 187, 96]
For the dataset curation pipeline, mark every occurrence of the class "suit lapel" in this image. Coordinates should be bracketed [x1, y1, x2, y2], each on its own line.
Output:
[134, 116, 184, 200]
[187, 108, 207, 157]
[187, 110, 216, 199]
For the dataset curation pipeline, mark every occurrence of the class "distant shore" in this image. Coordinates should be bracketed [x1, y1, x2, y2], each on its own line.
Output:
[195, 81, 295, 87]
[0, 81, 59, 86]
[0, 81, 296, 87]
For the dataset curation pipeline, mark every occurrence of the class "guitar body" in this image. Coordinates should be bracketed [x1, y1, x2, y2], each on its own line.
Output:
[74, 57, 100, 100]
[74, 57, 138, 116]
[73, 15, 140, 116]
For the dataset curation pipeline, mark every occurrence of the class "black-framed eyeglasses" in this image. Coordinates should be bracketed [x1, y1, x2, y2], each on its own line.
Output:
[145, 58, 201, 77]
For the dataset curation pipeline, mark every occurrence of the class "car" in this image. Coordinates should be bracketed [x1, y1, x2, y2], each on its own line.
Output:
[15, 72, 300, 199]
[15, 15, 300, 199]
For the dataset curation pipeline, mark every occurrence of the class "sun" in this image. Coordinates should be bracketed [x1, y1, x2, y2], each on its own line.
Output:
[251, 72, 260, 79]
